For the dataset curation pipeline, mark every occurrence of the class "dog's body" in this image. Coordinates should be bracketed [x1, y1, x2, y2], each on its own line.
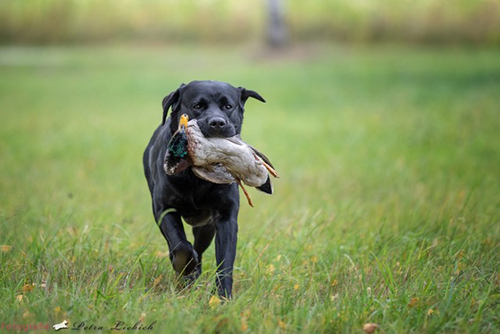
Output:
[143, 81, 265, 297]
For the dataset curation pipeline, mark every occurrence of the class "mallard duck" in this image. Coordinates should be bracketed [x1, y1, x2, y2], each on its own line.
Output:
[164, 114, 279, 207]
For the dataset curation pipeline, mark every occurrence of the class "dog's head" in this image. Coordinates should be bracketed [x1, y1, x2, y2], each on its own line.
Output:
[162, 80, 265, 137]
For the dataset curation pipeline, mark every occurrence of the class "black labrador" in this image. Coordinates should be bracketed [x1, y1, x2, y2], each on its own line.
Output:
[143, 80, 265, 298]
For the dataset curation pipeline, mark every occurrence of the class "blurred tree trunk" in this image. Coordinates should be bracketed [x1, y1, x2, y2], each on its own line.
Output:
[266, 0, 288, 48]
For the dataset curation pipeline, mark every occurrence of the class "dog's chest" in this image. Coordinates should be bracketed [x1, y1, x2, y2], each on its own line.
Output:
[183, 212, 213, 227]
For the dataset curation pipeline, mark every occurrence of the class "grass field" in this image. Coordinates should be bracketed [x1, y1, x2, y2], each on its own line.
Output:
[1, 44, 499, 333]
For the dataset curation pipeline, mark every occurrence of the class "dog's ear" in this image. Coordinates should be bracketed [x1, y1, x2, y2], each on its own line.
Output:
[238, 87, 266, 106]
[162, 84, 185, 125]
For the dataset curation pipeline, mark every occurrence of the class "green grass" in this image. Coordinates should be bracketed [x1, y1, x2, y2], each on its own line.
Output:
[0, 44, 499, 333]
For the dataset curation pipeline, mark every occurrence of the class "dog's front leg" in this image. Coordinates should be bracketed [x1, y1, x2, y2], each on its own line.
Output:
[154, 207, 199, 275]
[214, 211, 238, 298]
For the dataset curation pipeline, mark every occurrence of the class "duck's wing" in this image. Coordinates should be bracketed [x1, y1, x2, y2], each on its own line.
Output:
[249, 146, 274, 168]
[192, 164, 235, 184]
[249, 146, 279, 178]
[227, 136, 279, 178]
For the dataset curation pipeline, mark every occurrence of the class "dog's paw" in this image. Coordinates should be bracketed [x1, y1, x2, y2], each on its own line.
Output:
[171, 244, 199, 275]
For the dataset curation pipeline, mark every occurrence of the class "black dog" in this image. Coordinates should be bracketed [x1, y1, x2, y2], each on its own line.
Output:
[143, 80, 265, 298]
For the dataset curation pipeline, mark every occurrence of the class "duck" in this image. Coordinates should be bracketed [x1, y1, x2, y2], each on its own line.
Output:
[164, 114, 279, 207]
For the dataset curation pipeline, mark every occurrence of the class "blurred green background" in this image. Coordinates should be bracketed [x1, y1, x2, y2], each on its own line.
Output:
[1, 0, 500, 45]
[1, 1, 500, 333]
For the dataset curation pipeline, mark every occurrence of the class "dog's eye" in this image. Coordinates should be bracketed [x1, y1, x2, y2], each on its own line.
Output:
[223, 104, 233, 110]
[192, 104, 202, 110]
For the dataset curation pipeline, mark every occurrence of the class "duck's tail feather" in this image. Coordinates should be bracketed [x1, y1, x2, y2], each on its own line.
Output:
[256, 175, 273, 194]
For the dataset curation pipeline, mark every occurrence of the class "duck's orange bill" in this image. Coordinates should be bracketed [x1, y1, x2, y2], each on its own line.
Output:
[179, 114, 189, 130]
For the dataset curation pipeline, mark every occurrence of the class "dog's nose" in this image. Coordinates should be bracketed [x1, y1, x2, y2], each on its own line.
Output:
[209, 117, 226, 129]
